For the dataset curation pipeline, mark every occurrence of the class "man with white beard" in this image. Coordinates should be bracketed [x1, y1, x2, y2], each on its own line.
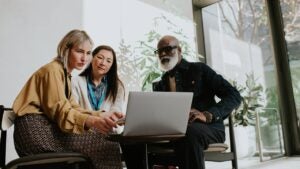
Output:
[121, 35, 242, 169]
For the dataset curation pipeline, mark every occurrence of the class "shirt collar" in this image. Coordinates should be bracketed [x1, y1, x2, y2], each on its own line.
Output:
[87, 75, 107, 88]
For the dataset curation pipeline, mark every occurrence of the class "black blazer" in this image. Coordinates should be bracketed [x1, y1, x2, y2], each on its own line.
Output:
[153, 59, 242, 131]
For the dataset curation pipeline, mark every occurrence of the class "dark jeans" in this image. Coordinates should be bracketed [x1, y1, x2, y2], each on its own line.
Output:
[121, 122, 225, 169]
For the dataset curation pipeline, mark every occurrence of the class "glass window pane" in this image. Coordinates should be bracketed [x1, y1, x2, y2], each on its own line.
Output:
[202, 0, 285, 162]
[83, 0, 198, 91]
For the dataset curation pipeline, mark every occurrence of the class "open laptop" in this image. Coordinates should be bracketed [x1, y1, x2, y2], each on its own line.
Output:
[111, 91, 193, 137]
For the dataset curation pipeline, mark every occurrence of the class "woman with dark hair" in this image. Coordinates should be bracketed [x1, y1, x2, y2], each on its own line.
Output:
[72, 45, 125, 169]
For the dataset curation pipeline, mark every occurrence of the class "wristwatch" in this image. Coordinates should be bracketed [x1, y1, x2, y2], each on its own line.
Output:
[203, 111, 214, 123]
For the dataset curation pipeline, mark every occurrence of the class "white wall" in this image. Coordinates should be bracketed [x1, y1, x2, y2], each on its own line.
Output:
[82, 0, 122, 49]
[0, 0, 83, 162]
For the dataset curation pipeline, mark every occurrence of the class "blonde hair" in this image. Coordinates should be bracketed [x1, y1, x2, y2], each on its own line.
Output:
[56, 29, 93, 69]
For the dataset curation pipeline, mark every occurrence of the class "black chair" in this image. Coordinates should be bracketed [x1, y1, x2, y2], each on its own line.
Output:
[0, 105, 93, 169]
[204, 114, 238, 169]
[147, 113, 238, 169]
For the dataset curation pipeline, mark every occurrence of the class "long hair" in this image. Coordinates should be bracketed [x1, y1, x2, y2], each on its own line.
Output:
[80, 45, 124, 103]
[56, 29, 93, 69]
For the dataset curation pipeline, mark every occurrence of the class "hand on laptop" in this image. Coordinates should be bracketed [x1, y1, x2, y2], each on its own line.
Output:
[84, 111, 124, 134]
[101, 111, 125, 124]
[116, 117, 125, 125]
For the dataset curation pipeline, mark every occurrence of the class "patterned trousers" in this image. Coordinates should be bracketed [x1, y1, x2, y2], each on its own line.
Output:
[14, 114, 122, 169]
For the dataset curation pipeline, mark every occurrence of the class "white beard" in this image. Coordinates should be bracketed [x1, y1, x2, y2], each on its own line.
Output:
[159, 53, 179, 72]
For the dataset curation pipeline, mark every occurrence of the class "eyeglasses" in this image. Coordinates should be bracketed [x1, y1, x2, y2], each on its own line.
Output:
[154, 46, 178, 55]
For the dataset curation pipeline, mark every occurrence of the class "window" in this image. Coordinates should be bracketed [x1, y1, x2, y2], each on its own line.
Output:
[201, 0, 284, 161]
[83, 0, 198, 91]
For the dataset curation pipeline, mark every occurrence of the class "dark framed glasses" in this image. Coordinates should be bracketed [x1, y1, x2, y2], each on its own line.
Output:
[154, 46, 178, 55]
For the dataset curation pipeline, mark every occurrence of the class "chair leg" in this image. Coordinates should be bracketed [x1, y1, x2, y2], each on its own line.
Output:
[0, 131, 7, 168]
[232, 158, 238, 169]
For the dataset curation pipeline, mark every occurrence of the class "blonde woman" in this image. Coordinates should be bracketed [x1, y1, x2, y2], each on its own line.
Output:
[13, 29, 124, 169]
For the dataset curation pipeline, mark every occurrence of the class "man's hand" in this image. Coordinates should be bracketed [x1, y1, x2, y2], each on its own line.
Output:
[189, 108, 207, 123]
[189, 108, 213, 123]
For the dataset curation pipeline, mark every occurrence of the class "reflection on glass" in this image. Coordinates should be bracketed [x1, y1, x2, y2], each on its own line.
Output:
[202, 0, 284, 161]
[83, 0, 197, 91]
[119, 0, 198, 91]
[280, 0, 300, 132]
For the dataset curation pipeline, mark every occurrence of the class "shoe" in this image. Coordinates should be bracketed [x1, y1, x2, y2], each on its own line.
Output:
[153, 165, 167, 169]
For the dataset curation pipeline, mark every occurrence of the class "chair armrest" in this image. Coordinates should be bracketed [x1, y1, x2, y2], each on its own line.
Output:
[0, 106, 15, 131]
[5, 152, 92, 169]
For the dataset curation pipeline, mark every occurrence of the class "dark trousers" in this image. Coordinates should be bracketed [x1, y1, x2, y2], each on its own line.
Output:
[121, 122, 225, 169]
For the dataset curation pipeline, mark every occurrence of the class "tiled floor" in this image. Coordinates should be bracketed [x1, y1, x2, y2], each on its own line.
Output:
[122, 156, 300, 169]
[206, 156, 300, 169]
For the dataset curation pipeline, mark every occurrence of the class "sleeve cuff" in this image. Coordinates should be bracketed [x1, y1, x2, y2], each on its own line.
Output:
[207, 107, 221, 122]
[74, 113, 90, 133]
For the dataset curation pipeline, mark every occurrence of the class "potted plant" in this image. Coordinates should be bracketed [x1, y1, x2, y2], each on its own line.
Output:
[230, 73, 264, 158]
[232, 73, 264, 126]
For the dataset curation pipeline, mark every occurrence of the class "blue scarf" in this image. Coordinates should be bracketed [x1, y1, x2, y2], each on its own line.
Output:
[87, 76, 107, 110]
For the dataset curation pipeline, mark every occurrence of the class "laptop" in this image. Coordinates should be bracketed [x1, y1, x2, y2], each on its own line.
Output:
[111, 91, 193, 137]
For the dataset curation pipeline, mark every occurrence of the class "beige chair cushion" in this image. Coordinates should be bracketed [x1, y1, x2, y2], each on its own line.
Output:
[148, 143, 229, 154]
[204, 143, 228, 152]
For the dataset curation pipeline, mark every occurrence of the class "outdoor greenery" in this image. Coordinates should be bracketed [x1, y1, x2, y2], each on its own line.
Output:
[117, 39, 140, 90]
[219, 0, 300, 126]
[117, 14, 202, 91]
[259, 87, 281, 126]
[219, 0, 300, 64]
[232, 73, 264, 126]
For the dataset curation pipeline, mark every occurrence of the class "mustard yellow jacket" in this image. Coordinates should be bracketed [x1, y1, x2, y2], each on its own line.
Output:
[13, 59, 95, 134]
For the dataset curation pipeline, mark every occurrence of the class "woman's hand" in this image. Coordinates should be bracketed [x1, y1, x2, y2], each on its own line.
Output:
[101, 111, 124, 123]
[85, 111, 125, 134]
